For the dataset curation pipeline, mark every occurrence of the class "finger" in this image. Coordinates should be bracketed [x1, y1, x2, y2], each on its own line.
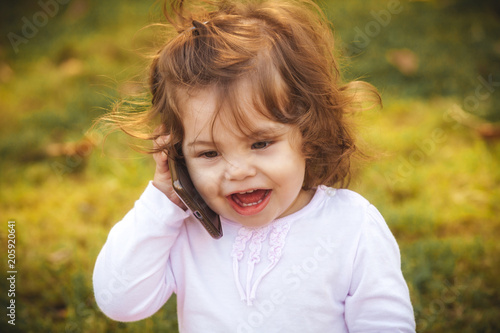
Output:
[153, 135, 169, 149]
[153, 150, 169, 170]
[153, 149, 168, 163]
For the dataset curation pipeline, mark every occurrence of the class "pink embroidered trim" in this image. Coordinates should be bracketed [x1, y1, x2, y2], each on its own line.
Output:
[248, 226, 270, 264]
[268, 219, 291, 263]
[231, 228, 253, 301]
[232, 227, 253, 260]
[250, 220, 290, 300]
[230, 220, 291, 306]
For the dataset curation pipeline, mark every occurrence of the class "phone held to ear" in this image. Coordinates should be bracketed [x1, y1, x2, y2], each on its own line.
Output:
[168, 156, 223, 239]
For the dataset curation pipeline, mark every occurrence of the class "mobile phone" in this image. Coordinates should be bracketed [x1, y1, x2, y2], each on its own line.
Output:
[168, 155, 223, 239]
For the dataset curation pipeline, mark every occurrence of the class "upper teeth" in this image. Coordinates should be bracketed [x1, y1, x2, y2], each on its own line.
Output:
[238, 190, 255, 194]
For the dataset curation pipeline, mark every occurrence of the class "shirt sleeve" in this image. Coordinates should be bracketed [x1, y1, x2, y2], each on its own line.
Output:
[345, 204, 416, 333]
[93, 181, 189, 322]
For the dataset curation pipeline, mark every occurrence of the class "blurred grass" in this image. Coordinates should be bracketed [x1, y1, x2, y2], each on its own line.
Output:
[1, 0, 499, 332]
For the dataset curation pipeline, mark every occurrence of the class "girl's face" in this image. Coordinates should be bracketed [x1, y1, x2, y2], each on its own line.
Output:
[180, 85, 314, 228]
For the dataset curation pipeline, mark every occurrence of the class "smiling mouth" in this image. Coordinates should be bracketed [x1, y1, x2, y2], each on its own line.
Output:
[227, 189, 272, 215]
[232, 189, 270, 206]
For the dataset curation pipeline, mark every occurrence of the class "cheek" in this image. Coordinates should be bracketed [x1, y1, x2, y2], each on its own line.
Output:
[186, 162, 221, 200]
[283, 154, 307, 191]
[279, 150, 306, 177]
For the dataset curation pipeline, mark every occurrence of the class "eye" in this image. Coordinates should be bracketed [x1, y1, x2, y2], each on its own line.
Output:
[200, 150, 219, 158]
[251, 141, 271, 150]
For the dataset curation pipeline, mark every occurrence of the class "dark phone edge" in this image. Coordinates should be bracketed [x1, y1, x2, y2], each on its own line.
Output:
[168, 158, 223, 239]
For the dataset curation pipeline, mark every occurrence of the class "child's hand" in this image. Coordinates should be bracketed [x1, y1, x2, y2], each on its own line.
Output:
[152, 135, 187, 210]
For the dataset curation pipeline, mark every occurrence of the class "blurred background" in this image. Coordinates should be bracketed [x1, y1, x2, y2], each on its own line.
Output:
[1, 0, 499, 332]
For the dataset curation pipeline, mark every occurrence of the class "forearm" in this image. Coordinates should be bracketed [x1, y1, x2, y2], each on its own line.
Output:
[93, 181, 189, 321]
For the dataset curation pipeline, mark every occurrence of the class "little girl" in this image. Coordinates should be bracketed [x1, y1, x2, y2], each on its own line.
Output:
[93, 0, 416, 332]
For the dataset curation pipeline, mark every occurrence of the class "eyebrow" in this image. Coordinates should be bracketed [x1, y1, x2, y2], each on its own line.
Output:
[247, 124, 288, 139]
[186, 140, 215, 148]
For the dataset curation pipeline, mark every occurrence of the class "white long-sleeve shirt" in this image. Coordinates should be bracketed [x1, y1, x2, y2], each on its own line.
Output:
[93, 182, 416, 332]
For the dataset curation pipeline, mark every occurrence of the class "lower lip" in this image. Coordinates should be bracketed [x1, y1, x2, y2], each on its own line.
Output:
[227, 190, 272, 216]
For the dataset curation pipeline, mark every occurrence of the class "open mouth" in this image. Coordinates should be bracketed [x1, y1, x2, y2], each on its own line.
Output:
[227, 189, 272, 216]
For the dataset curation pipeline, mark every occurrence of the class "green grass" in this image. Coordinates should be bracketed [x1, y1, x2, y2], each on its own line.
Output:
[351, 98, 500, 332]
[1, 0, 499, 332]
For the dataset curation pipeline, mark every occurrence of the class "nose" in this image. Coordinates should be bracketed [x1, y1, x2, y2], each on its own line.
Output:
[223, 156, 257, 181]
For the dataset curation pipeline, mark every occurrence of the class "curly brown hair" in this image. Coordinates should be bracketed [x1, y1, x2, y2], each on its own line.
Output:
[101, 0, 380, 189]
